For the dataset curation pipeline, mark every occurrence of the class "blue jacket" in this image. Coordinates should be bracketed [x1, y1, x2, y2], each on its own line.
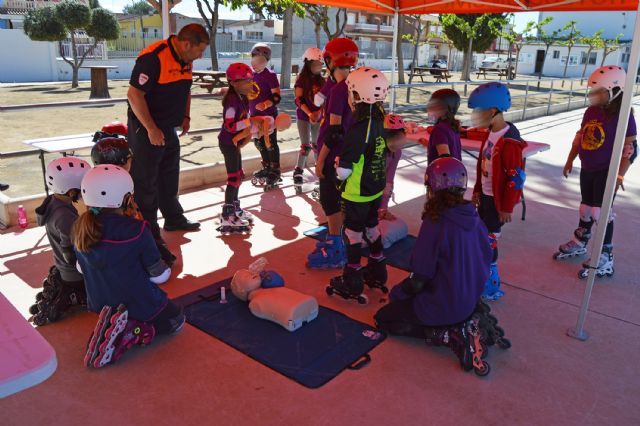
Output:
[390, 203, 492, 326]
[75, 214, 168, 321]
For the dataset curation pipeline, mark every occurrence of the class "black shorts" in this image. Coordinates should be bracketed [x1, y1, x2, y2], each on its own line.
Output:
[478, 193, 502, 234]
[580, 169, 608, 207]
[319, 163, 342, 216]
[343, 197, 381, 232]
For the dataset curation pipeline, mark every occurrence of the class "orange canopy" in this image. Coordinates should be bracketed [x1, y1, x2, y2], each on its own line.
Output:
[300, 0, 639, 14]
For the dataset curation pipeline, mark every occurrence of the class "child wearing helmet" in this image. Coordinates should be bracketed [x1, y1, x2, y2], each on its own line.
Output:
[378, 114, 408, 220]
[556, 66, 637, 278]
[249, 43, 282, 188]
[374, 158, 493, 373]
[293, 47, 326, 187]
[307, 38, 359, 270]
[327, 66, 390, 300]
[30, 157, 91, 326]
[425, 89, 462, 164]
[73, 165, 184, 368]
[468, 82, 526, 301]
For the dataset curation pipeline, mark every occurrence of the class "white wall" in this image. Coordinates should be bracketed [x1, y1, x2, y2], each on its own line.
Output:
[0, 30, 58, 82]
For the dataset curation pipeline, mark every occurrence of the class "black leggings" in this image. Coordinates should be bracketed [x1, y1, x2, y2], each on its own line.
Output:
[254, 130, 279, 168]
[580, 169, 615, 246]
[374, 298, 426, 339]
[220, 142, 242, 204]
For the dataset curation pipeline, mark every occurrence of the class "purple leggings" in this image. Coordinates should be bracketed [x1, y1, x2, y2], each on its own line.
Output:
[381, 150, 401, 210]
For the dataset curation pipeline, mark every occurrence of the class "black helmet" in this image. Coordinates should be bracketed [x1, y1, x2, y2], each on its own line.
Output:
[91, 137, 132, 166]
[428, 89, 461, 115]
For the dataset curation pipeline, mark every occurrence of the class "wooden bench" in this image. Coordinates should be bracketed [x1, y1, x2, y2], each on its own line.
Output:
[476, 67, 515, 80]
[193, 71, 227, 93]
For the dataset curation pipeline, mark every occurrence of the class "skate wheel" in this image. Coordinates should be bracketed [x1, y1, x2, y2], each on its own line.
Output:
[326, 286, 334, 296]
[552, 252, 561, 260]
[494, 325, 505, 337]
[380, 286, 389, 294]
[578, 269, 589, 279]
[474, 360, 491, 377]
[357, 294, 368, 305]
[32, 314, 47, 326]
[497, 337, 511, 349]
[29, 304, 40, 315]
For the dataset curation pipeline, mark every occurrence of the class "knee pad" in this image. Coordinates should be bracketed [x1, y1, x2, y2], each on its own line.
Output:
[591, 206, 601, 222]
[299, 144, 312, 156]
[365, 226, 381, 243]
[579, 203, 592, 222]
[227, 171, 242, 187]
[344, 228, 364, 246]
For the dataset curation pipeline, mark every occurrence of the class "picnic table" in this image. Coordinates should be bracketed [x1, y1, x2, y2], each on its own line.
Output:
[80, 65, 118, 99]
[409, 66, 452, 83]
[192, 70, 227, 94]
[23, 134, 96, 195]
[406, 129, 551, 220]
[0, 292, 57, 398]
[476, 67, 515, 80]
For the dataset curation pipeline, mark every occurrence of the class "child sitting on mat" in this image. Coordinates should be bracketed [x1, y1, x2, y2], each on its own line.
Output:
[374, 158, 492, 371]
[74, 165, 184, 369]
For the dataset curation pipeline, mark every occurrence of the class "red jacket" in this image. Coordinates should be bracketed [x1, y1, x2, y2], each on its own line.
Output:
[474, 125, 527, 214]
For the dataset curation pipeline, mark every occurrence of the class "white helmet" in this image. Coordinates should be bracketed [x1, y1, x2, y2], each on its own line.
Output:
[346, 67, 389, 104]
[46, 157, 91, 195]
[303, 47, 323, 63]
[588, 65, 626, 101]
[81, 164, 133, 208]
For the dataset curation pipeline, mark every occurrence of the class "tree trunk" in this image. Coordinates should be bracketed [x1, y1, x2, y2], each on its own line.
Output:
[540, 45, 551, 79]
[314, 22, 321, 48]
[209, 2, 219, 71]
[140, 16, 146, 48]
[461, 37, 473, 81]
[580, 47, 592, 85]
[71, 34, 79, 88]
[396, 17, 405, 85]
[410, 19, 421, 70]
[280, 8, 294, 89]
[514, 47, 521, 76]
[562, 45, 572, 87]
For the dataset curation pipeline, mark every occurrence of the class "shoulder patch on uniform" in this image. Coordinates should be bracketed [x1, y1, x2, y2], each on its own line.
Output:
[139, 73, 149, 85]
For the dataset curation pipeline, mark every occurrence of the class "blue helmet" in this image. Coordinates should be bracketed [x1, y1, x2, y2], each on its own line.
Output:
[468, 82, 511, 112]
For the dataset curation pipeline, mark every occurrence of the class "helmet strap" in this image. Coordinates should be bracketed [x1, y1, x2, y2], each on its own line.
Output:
[89, 207, 102, 216]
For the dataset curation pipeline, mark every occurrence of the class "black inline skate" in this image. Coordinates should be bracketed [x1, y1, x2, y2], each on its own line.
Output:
[363, 256, 389, 294]
[263, 167, 282, 192]
[326, 266, 368, 304]
[473, 300, 511, 349]
[29, 266, 87, 326]
[251, 162, 270, 187]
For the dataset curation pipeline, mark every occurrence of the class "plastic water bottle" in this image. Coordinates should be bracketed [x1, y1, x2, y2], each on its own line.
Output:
[220, 286, 227, 304]
[17, 205, 28, 229]
[248, 257, 268, 274]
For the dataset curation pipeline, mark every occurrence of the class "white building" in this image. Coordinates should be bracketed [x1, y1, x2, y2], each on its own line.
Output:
[538, 11, 635, 41]
[516, 41, 632, 78]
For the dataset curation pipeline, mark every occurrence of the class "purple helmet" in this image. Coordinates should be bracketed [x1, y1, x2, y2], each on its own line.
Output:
[425, 157, 468, 192]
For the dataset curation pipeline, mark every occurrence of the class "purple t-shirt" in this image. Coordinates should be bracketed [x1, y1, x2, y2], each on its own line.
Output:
[579, 106, 637, 171]
[294, 77, 323, 122]
[389, 203, 492, 326]
[317, 80, 353, 168]
[249, 68, 279, 117]
[316, 77, 337, 148]
[218, 92, 249, 146]
[428, 121, 462, 164]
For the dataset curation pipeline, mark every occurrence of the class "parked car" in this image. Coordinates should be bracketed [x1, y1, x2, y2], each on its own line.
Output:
[480, 57, 511, 70]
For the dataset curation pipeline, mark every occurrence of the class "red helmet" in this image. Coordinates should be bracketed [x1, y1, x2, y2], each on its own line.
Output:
[384, 114, 406, 131]
[101, 121, 127, 136]
[226, 63, 254, 81]
[323, 38, 358, 68]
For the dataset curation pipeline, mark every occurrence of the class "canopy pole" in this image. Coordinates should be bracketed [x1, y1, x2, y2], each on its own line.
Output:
[162, 0, 170, 38]
[390, 7, 399, 113]
[567, 2, 640, 341]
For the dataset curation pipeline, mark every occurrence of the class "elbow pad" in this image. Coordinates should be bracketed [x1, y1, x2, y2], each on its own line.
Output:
[269, 93, 281, 105]
[150, 267, 171, 285]
[336, 167, 352, 181]
[314, 93, 326, 107]
[400, 273, 429, 295]
[325, 125, 344, 149]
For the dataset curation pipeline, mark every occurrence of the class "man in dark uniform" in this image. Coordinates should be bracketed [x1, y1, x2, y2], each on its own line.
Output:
[127, 24, 208, 260]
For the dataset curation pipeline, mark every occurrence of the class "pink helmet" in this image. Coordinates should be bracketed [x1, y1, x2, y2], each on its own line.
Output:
[251, 43, 272, 61]
[588, 65, 626, 101]
[346, 67, 389, 104]
[384, 114, 406, 130]
[226, 63, 254, 82]
[303, 47, 323, 63]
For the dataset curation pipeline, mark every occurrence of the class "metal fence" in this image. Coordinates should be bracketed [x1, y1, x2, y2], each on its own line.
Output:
[60, 39, 107, 60]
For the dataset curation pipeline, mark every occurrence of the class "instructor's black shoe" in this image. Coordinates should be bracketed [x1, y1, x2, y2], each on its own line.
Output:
[163, 218, 201, 232]
[0, 183, 9, 191]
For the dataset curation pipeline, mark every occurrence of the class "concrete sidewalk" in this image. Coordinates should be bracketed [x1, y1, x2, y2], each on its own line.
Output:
[1, 106, 639, 425]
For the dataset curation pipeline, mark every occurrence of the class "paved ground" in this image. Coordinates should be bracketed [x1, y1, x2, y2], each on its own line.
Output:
[1, 105, 639, 425]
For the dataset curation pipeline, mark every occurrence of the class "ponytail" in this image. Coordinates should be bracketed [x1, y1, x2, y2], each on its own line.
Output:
[72, 211, 103, 253]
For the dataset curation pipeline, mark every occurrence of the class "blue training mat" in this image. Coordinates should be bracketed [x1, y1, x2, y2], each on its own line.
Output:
[173, 279, 387, 389]
[303, 225, 417, 272]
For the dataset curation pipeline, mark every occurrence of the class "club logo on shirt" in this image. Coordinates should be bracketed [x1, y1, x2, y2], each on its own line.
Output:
[138, 73, 149, 86]
[247, 81, 260, 101]
[581, 119, 606, 151]
[482, 141, 494, 177]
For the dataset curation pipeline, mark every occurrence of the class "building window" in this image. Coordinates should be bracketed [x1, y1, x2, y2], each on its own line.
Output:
[561, 55, 579, 66]
[246, 31, 263, 40]
[580, 52, 597, 65]
[552, 50, 560, 59]
[236, 30, 242, 40]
